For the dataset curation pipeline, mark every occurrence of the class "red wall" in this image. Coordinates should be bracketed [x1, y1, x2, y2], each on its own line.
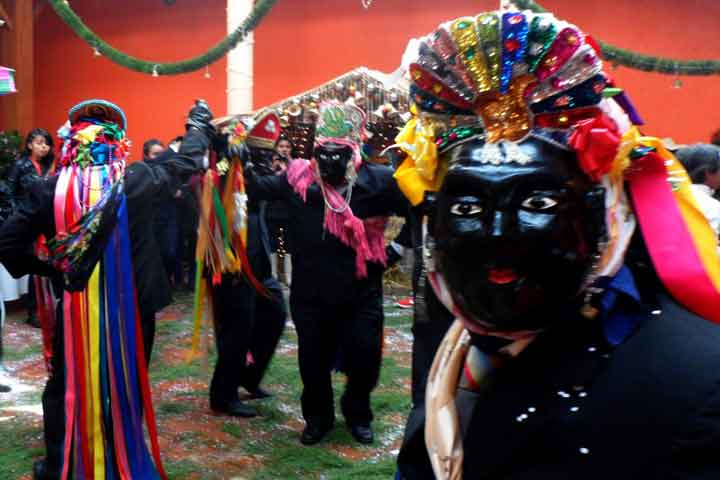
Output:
[253, 0, 720, 144]
[34, 0, 228, 160]
[34, 0, 720, 154]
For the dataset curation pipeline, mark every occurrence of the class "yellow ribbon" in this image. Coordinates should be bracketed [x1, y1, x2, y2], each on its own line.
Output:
[87, 167, 105, 478]
[394, 117, 446, 206]
[74, 125, 104, 145]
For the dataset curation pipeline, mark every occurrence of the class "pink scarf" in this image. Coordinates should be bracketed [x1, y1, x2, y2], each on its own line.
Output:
[287, 155, 387, 278]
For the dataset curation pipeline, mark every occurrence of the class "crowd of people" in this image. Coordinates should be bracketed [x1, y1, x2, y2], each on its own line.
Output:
[1, 7, 720, 480]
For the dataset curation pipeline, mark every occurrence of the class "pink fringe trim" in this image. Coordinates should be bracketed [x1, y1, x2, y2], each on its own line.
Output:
[286, 158, 387, 278]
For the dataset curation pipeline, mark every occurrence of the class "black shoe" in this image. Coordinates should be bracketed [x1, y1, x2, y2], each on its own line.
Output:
[33, 459, 59, 480]
[0, 384, 10, 393]
[349, 424, 374, 444]
[245, 386, 273, 400]
[210, 399, 257, 418]
[300, 422, 333, 445]
[26, 314, 41, 329]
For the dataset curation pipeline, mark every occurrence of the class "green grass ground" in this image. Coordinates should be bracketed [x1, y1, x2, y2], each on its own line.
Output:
[0, 292, 415, 479]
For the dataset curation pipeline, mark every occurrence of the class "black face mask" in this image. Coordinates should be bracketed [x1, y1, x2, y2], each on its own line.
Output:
[431, 137, 605, 331]
[315, 143, 353, 187]
[249, 147, 276, 176]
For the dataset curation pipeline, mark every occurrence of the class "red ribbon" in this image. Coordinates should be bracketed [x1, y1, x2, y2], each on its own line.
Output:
[568, 114, 621, 182]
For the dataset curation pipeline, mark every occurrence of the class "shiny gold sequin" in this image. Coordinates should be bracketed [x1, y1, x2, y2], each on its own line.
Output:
[476, 75, 535, 142]
[476, 13, 501, 92]
[451, 17, 492, 94]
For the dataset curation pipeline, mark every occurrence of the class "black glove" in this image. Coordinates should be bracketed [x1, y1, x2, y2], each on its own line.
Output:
[385, 243, 404, 269]
[227, 139, 249, 163]
[185, 99, 215, 139]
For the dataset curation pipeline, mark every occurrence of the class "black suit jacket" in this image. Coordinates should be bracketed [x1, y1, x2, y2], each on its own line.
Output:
[0, 129, 206, 319]
[247, 162, 410, 304]
[398, 294, 720, 479]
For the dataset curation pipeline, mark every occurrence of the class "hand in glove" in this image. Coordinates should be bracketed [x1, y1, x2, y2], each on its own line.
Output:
[185, 99, 215, 139]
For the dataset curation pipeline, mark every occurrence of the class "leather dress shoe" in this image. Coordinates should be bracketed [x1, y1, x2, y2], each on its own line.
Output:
[33, 459, 59, 480]
[349, 424, 374, 444]
[210, 399, 257, 418]
[300, 422, 333, 445]
[245, 387, 273, 400]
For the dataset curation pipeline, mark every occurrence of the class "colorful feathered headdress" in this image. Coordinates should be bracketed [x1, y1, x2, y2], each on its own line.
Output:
[395, 9, 720, 325]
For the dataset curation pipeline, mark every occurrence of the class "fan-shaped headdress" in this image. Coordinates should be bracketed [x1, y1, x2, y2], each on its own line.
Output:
[394, 9, 720, 326]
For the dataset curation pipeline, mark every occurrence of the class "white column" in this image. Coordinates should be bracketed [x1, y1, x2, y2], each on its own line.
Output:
[226, 0, 254, 115]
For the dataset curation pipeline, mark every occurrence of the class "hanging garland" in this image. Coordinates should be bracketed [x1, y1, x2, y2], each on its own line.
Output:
[512, 0, 720, 76]
[48, 0, 278, 76]
[49, 0, 720, 77]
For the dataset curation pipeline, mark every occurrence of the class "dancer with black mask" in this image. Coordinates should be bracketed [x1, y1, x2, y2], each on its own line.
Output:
[394, 9, 720, 479]
[196, 112, 287, 419]
[246, 102, 411, 446]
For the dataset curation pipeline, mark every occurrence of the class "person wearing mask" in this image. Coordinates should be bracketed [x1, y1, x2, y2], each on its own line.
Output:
[246, 102, 411, 446]
[394, 10, 720, 479]
[0, 99, 212, 479]
[7, 129, 57, 329]
[196, 112, 287, 418]
[676, 144, 720, 238]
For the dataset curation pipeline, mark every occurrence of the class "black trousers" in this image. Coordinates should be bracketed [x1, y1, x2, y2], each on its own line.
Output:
[140, 312, 156, 366]
[26, 274, 36, 317]
[42, 302, 65, 477]
[210, 276, 286, 403]
[397, 276, 454, 480]
[291, 286, 384, 428]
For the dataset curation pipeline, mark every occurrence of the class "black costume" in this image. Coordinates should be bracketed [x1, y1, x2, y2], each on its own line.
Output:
[208, 191, 287, 413]
[0, 127, 207, 478]
[247, 161, 410, 431]
[397, 288, 720, 479]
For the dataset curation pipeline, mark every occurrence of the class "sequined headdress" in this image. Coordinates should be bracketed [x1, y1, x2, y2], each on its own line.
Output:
[408, 11, 720, 480]
[395, 8, 720, 324]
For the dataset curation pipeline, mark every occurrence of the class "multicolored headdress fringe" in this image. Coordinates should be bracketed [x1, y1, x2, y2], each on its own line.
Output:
[394, 8, 720, 327]
[189, 112, 279, 358]
[48, 99, 166, 479]
[286, 101, 388, 278]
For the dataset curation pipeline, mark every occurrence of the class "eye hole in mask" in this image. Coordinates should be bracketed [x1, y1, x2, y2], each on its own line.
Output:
[520, 195, 559, 212]
[450, 202, 483, 217]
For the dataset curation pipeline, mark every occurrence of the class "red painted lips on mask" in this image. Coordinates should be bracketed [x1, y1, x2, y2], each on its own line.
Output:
[487, 268, 520, 285]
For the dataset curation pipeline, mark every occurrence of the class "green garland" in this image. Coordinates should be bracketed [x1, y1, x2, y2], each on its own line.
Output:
[49, 0, 720, 77]
[48, 0, 278, 76]
[512, 0, 720, 76]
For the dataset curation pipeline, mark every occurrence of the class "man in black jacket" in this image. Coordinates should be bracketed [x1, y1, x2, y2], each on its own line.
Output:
[0, 99, 212, 479]
[246, 102, 411, 446]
